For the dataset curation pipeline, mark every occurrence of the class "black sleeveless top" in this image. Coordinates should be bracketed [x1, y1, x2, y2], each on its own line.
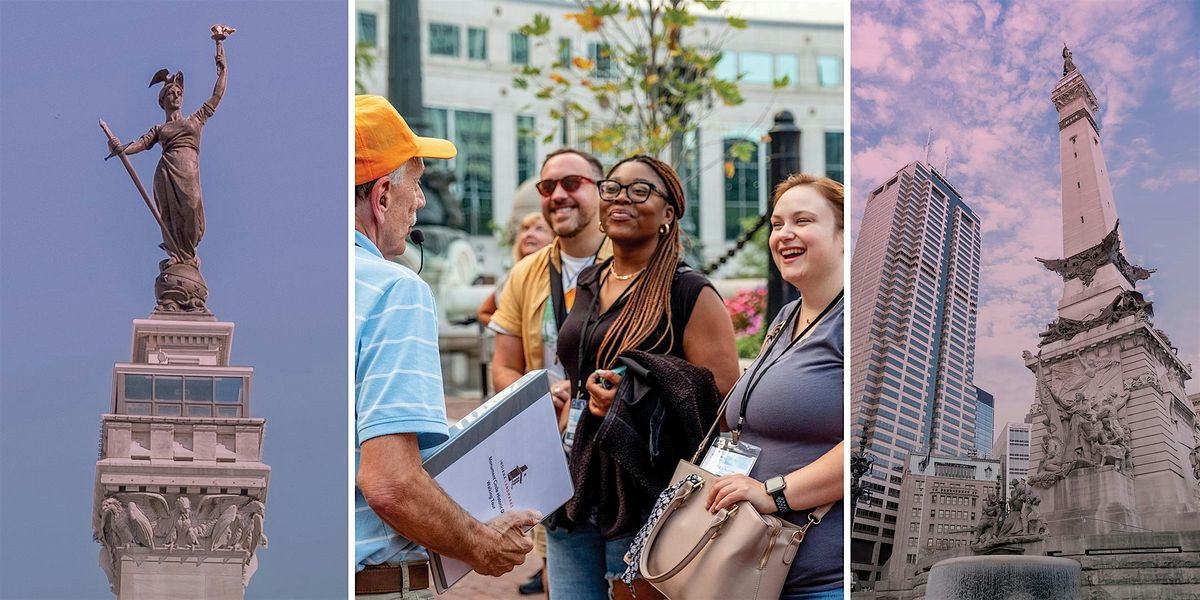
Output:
[553, 258, 713, 534]
[557, 258, 712, 399]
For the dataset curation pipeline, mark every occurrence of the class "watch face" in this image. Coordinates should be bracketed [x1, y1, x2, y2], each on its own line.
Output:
[766, 476, 786, 494]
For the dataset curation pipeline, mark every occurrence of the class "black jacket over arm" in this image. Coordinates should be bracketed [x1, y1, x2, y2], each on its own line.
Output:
[564, 350, 721, 538]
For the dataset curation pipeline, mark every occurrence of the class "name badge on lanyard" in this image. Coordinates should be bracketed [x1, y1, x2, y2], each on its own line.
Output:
[562, 395, 587, 453]
[699, 433, 761, 476]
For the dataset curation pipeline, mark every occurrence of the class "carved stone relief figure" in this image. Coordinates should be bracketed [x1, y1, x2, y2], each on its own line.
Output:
[94, 491, 268, 589]
[972, 491, 1003, 545]
[1037, 435, 1065, 475]
[1023, 496, 1045, 536]
[168, 496, 201, 549]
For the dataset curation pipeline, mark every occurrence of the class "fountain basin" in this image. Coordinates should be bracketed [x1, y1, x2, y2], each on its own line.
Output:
[925, 555, 1080, 599]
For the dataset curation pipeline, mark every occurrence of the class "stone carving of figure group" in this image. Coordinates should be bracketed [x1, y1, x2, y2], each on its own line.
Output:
[95, 493, 267, 567]
[971, 480, 1044, 548]
[1191, 441, 1200, 482]
[1038, 389, 1132, 475]
[1032, 348, 1133, 485]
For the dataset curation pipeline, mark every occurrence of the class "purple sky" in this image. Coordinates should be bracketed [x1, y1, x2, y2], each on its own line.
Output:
[0, 2, 348, 597]
[850, 0, 1200, 434]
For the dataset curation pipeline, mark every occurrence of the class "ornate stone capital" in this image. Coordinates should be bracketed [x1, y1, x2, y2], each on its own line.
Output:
[1051, 70, 1099, 113]
[1036, 221, 1154, 287]
[95, 491, 267, 592]
[1038, 290, 1153, 346]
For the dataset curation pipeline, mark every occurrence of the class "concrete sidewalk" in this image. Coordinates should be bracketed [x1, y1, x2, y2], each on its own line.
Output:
[437, 394, 545, 600]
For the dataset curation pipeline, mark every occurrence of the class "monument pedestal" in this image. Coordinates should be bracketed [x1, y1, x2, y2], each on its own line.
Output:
[94, 315, 269, 599]
[111, 548, 251, 600]
[1043, 466, 1141, 536]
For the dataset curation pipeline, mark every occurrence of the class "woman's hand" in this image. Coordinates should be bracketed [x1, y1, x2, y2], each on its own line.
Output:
[706, 474, 775, 514]
[549, 381, 570, 414]
[584, 369, 622, 416]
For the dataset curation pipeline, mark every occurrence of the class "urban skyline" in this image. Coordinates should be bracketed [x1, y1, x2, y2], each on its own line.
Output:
[851, 0, 1200, 433]
[848, 159, 983, 586]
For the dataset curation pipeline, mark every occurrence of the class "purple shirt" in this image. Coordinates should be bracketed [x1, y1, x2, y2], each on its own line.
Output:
[725, 298, 844, 594]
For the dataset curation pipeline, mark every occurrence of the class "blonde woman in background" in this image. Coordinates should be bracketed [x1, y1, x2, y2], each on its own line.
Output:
[478, 211, 554, 326]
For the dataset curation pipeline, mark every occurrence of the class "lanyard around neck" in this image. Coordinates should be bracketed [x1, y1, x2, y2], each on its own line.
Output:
[548, 241, 606, 329]
[731, 290, 843, 445]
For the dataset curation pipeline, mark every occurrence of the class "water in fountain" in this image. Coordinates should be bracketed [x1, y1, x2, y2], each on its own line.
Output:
[925, 555, 1080, 599]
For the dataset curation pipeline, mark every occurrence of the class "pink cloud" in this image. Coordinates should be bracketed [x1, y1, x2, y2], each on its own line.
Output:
[1169, 57, 1200, 111]
[851, 0, 1200, 429]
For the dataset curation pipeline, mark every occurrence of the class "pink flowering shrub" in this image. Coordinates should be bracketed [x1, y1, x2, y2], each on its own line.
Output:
[724, 287, 767, 358]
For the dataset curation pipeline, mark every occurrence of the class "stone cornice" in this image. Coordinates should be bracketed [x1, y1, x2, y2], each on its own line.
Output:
[101, 413, 265, 426]
[1025, 318, 1191, 381]
[1058, 107, 1100, 135]
[1052, 70, 1100, 113]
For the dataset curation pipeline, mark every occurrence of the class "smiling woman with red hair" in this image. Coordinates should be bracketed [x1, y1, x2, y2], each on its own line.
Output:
[706, 173, 846, 599]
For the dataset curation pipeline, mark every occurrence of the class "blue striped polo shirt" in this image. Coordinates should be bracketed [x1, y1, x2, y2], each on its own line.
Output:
[355, 231, 450, 570]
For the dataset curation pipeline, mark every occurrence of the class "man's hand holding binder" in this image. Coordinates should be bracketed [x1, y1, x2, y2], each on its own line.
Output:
[469, 510, 542, 576]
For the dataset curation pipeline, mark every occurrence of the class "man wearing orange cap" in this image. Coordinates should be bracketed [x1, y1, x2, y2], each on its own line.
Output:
[354, 95, 540, 599]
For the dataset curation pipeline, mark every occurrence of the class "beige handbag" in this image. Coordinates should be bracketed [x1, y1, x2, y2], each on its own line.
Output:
[630, 396, 834, 600]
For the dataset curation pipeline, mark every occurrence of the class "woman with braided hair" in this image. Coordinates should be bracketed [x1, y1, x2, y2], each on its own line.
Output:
[550, 155, 739, 600]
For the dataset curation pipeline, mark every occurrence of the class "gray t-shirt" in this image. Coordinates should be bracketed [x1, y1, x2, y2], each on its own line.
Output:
[724, 297, 844, 594]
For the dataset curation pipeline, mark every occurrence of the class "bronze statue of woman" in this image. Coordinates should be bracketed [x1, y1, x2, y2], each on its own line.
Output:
[104, 25, 234, 312]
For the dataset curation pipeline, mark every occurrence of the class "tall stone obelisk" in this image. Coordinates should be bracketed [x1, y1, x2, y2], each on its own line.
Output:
[92, 25, 270, 600]
[1019, 48, 1199, 594]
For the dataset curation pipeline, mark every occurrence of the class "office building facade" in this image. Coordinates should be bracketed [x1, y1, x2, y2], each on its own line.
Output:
[993, 422, 1031, 494]
[356, 0, 843, 276]
[881, 454, 1000, 584]
[849, 161, 982, 587]
[974, 387, 994, 457]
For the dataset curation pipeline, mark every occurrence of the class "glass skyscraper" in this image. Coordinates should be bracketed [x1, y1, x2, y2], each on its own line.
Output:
[849, 161, 982, 588]
[974, 387, 994, 458]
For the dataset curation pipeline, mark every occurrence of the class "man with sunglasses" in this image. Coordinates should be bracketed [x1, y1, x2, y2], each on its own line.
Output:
[488, 148, 611, 595]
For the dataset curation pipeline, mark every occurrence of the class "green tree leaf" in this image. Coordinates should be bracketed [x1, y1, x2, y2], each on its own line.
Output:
[592, 2, 623, 17]
[663, 7, 698, 28]
[726, 15, 749, 29]
[712, 79, 745, 106]
[729, 140, 756, 163]
[519, 13, 551, 37]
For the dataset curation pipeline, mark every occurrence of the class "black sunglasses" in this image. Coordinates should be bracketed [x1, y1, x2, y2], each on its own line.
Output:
[535, 175, 595, 197]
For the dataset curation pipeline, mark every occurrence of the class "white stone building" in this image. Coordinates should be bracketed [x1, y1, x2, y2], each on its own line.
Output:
[356, 0, 843, 275]
[880, 453, 1000, 584]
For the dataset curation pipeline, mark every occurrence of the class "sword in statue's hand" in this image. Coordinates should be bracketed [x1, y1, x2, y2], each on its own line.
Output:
[98, 118, 181, 258]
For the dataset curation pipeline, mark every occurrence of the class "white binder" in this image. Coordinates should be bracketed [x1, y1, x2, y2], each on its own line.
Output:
[422, 369, 573, 593]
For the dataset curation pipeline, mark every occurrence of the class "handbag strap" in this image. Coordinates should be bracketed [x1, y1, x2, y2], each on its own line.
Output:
[639, 476, 737, 582]
[689, 384, 738, 464]
[639, 475, 837, 582]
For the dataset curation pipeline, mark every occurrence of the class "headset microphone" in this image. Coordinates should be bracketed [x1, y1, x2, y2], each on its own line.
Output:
[409, 229, 425, 275]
